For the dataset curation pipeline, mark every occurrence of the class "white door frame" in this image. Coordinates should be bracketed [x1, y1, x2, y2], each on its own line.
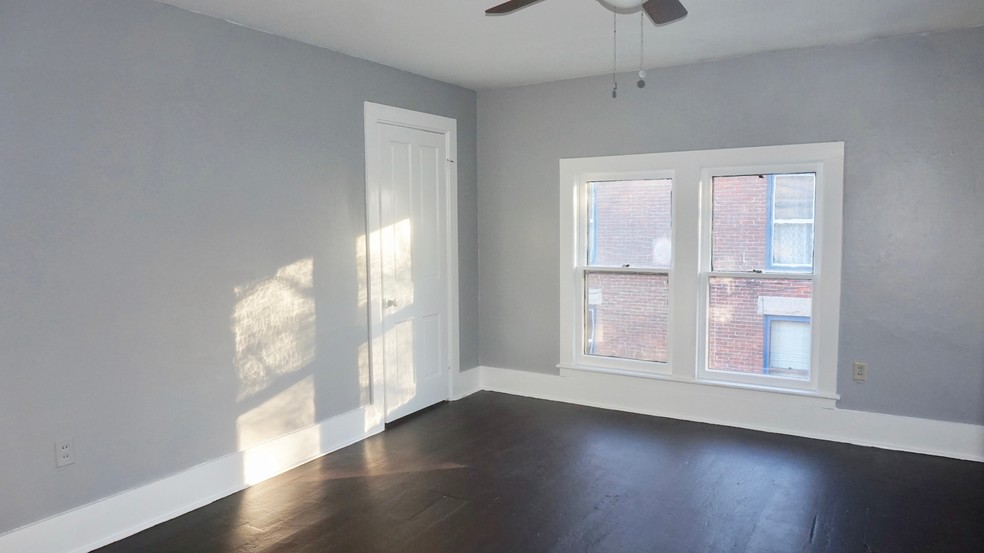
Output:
[363, 102, 459, 427]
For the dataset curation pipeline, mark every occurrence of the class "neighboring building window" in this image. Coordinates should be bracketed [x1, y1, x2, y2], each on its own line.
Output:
[763, 315, 811, 378]
[767, 174, 815, 271]
[559, 143, 844, 397]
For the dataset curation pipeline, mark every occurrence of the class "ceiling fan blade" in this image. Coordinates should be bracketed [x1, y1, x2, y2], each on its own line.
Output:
[486, 0, 546, 15]
[642, 0, 688, 24]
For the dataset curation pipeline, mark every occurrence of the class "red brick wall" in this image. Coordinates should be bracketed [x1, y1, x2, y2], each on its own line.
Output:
[591, 180, 672, 267]
[587, 273, 668, 362]
[712, 176, 767, 271]
[587, 180, 671, 362]
[708, 278, 812, 374]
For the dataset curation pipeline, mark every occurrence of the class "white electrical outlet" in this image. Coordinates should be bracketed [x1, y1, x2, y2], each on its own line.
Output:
[56, 439, 75, 468]
[852, 362, 868, 383]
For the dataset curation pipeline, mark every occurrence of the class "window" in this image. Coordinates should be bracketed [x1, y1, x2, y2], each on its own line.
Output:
[559, 143, 843, 397]
[764, 315, 811, 378]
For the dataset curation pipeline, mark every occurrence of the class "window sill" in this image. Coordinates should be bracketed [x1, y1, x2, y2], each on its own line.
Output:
[557, 363, 840, 403]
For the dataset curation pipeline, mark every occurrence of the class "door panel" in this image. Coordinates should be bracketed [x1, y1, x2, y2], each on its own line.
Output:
[378, 123, 449, 422]
[417, 313, 441, 380]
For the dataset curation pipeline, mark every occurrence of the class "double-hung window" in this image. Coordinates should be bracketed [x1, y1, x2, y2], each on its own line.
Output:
[560, 143, 843, 397]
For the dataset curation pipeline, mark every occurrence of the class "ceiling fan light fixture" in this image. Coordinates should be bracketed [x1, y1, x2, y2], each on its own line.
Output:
[487, 0, 687, 25]
[601, 0, 648, 9]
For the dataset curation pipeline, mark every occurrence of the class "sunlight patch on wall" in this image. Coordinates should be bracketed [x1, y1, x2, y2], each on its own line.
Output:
[362, 332, 386, 433]
[384, 218, 414, 305]
[358, 341, 371, 407]
[384, 320, 416, 417]
[237, 376, 316, 450]
[357, 234, 368, 308]
[237, 375, 317, 484]
[233, 258, 315, 401]
[357, 233, 373, 410]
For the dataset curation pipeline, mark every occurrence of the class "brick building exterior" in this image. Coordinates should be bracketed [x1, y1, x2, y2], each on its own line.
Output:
[587, 179, 671, 362]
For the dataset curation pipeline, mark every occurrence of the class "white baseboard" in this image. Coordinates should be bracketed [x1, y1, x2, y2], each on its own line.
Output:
[451, 366, 483, 400]
[480, 365, 984, 462]
[0, 407, 381, 553]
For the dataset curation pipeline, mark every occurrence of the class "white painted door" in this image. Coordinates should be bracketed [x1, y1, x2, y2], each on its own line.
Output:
[376, 122, 449, 422]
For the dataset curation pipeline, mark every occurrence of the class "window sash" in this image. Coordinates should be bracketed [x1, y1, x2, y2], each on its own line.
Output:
[586, 178, 673, 269]
[700, 166, 822, 392]
[768, 174, 816, 272]
[582, 270, 670, 364]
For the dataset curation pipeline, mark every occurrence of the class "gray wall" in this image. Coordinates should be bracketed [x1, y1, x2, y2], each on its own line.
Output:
[477, 27, 984, 425]
[0, 0, 477, 533]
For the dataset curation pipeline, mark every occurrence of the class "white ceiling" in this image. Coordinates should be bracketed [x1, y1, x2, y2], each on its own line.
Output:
[156, 0, 984, 89]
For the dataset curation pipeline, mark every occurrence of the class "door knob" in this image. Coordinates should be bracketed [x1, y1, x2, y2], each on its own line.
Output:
[385, 298, 398, 308]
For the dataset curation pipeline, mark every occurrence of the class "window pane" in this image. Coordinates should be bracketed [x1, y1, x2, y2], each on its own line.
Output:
[707, 277, 812, 381]
[585, 272, 668, 363]
[773, 174, 815, 220]
[711, 173, 816, 273]
[772, 222, 813, 266]
[587, 179, 672, 269]
[768, 319, 811, 376]
[711, 175, 768, 272]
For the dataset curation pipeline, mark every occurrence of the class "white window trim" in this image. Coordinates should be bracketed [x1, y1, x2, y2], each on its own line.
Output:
[559, 143, 844, 399]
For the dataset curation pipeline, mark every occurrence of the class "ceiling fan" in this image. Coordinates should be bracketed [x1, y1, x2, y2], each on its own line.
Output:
[486, 0, 688, 25]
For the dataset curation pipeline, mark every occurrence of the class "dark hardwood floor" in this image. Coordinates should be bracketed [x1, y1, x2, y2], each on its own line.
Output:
[97, 392, 984, 553]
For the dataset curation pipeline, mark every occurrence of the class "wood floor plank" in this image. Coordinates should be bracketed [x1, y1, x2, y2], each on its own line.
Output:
[96, 392, 984, 553]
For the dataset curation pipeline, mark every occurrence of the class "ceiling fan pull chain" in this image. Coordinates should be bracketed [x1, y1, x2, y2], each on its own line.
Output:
[638, 11, 647, 88]
[612, 10, 618, 98]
